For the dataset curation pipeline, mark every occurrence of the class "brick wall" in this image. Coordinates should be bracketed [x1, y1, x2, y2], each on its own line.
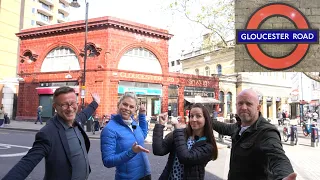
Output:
[235, 0, 320, 72]
[16, 17, 219, 121]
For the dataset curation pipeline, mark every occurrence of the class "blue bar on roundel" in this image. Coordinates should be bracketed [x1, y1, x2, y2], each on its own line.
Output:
[236, 29, 319, 44]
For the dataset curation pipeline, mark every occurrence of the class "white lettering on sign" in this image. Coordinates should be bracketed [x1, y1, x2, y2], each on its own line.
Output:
[118, 72, 175, 83]
[134, 34, 160, 43]
[187, 79, 210, 87]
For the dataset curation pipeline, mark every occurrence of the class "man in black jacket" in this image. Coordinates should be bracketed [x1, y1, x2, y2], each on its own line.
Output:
[3, 86, 100, 180]
[212, 89, 296, 180]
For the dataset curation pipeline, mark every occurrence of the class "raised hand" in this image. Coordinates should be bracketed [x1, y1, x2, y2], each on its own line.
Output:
[282, 173, 297, 180]
[139, 103, 146, 114]
[91, 93, 101, 104]
[171, 117, 182, 129]
[158, 112, 168, 125]
[132, 142, 150, 153]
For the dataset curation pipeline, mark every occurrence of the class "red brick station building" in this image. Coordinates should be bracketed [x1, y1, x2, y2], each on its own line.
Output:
[16, 16, 220, 122]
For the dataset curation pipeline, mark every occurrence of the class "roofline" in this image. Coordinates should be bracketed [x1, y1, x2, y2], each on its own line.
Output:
[16, 16, 174, 40]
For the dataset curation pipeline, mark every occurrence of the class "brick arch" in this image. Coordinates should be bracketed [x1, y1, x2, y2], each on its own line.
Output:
[114, 43, 167, 75]
[37, 42, 82, 72]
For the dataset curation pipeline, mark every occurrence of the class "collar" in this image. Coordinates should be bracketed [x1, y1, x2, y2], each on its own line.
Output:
[240, 113, 264, 133]
[57, 115, 74, 130]
[112, 114, 138, 127]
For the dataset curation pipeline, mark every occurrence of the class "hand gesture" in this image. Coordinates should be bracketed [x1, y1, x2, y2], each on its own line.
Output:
[132, 142, 149, 153]
[282, 173, 297, 180]
[91, 93, 100, 104]
[139, 103, 146, 114]
[158, 112, 168, 125]
[171, 117, 182, 129]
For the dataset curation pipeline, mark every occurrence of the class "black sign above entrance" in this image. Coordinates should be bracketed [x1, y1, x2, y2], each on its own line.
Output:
[39, 81, 79, 87]
[184, 87, 215, 98]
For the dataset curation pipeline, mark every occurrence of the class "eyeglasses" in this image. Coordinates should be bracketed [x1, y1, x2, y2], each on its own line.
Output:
[57, 102, 79, 110]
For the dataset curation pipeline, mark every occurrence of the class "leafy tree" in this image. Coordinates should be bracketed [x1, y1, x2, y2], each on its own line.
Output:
[166, 0, 234, 49]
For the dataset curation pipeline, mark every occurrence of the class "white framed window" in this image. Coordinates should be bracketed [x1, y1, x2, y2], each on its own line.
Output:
[118, 48, 162, 74]
[217, 64, 222, 75]
[41, 47, 80, 72]
[205, 66, 210, 76]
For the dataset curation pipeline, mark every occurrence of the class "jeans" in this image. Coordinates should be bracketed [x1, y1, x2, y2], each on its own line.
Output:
[35, 115, 42, 124]
[0, 119, 4, 127]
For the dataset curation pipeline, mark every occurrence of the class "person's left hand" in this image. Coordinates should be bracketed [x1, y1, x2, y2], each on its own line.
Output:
[139, 103, 146, 114]
[282, 173, 297, 180]
[91, 93, 101, 104]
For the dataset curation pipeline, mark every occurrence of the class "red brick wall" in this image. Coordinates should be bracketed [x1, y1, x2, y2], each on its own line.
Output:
[16, 17, 219, 121]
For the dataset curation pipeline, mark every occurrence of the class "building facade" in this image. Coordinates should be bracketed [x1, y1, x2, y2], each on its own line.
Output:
[15, 16, 219, 122]
[0, 0, 71, 118]
[289, 72, 320, 120]
[175, 46, 292, 123]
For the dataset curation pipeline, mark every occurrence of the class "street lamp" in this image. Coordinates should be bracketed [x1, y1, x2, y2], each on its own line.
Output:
[70, 0, 89, 110]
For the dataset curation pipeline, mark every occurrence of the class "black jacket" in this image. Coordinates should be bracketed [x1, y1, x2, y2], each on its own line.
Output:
[2, 101, 98, 180]
[212, 115, 294, 180]
[153, 124, 214, 180]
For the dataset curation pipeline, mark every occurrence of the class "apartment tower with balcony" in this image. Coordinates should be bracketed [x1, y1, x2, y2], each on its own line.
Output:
[0, 0, 71, 119]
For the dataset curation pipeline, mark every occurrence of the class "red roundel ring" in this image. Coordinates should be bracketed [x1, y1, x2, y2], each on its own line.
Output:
[246, 3, 310, 70]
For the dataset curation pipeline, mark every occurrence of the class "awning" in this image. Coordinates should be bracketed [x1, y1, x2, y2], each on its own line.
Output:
[184, 97, 221, 104]
[35, 86, 79, 95]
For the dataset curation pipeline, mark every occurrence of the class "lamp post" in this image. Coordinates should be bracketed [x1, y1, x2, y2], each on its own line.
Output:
[70, 0, 89, 110]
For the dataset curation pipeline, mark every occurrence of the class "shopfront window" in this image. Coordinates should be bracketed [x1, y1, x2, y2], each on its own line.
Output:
[227, 92, 232, 114]
[118, 48, 162, 74]
[168, 85, 179, 117]
[41, 47, 80, 72]
[219, 91, 224, 114]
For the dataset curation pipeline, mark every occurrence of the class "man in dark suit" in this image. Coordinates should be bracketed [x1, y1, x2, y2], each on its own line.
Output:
[3, 86, 100, 180]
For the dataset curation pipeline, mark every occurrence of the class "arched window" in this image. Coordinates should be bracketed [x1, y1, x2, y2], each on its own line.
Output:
[41, 47, 80, 72]
[118, 48, 162, 74]
[227, 92, 232, 114]
[217, 64, 222, 76]
[205, 66, 210, 76]
[219, 91, 224, 114]
[195, 68, 199, 75]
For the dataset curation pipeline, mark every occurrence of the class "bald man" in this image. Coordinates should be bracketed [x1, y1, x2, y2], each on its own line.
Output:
[212, 89, 296, 180]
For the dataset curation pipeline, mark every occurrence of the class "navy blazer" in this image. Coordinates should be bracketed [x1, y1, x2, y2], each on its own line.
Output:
[2, 101, 98, 180]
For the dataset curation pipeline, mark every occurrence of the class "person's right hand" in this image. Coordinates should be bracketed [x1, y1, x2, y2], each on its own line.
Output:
[158, 112, 168, 125]
[91, 93, 101, 104]
[132, 142, 150, 153]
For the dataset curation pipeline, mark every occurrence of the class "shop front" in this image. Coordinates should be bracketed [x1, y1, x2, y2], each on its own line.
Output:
[118, 81, 162, 116]
[184, 86, 220, 116]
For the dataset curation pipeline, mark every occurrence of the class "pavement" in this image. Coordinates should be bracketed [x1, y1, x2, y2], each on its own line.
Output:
[1, 121, 320, 180]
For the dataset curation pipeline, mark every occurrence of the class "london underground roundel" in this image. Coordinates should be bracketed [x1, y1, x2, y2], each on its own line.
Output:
[236, 3, 319, 70]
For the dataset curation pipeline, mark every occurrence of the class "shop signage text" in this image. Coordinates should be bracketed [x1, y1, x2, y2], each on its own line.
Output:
[118, 72, 175, 83]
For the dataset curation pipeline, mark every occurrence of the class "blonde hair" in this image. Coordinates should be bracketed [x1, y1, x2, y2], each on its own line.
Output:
[117, 92, 139, 109]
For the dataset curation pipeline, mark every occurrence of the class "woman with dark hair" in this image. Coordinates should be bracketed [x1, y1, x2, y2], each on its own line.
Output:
[153, 103, 218, 180]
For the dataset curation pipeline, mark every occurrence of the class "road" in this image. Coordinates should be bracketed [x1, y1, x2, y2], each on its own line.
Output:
[0, 129, 226, 180]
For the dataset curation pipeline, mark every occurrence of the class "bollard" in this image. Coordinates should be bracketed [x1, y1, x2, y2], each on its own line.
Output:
[290, 125, 296, 146]
[311, 125, 319, 147]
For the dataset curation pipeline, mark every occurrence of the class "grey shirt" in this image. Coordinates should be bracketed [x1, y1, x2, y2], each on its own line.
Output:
[58, 119, 89, 180]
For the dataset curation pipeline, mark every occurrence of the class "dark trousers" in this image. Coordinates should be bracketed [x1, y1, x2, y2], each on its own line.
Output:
[35, 115, 42, 124]
[139, 174, 151, 180]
